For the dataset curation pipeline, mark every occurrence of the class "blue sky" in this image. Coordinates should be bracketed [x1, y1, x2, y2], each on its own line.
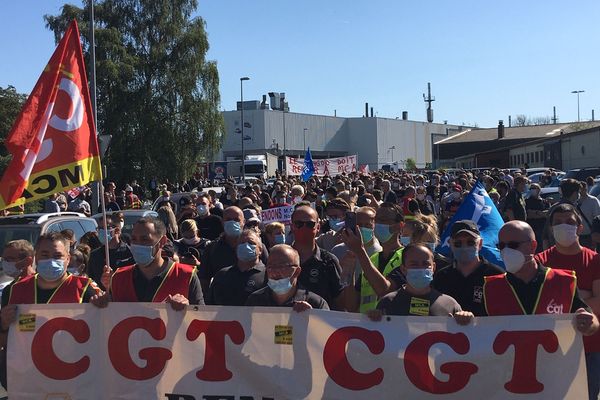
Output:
[1, 1, 598, 127]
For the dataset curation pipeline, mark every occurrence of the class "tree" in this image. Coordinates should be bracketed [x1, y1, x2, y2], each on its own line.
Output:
[45, 0, 225, 186]
[405, 158, 417, 171]
[513, 114, 551, 127]
[0, 85, 28, 176]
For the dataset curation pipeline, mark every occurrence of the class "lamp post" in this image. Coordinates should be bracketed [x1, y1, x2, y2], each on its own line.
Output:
[240, 77, 249, 182]
[303, 128, 308, 153]
[571, 90, 584, 122]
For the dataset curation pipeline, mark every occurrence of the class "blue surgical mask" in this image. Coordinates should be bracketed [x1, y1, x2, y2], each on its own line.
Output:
[329, 218, 344, 232]
[2, 260, 20, 278]
[268, 277, 293, 295]
[406, 268, 433, 289]
[274, 234, 286, 245]
[197, 205, 208, 216]
[237, 242, 257, 262]
[36, 258, 66, 282]
[424, 242, 437, 252]
[98, 228, 113, 245]
[400, 236, 411, 246]
[224, 221, 242, 237]
[453, 246, 479, 264]
[359, 227, 374, 243]
[374, 223, 393, 243]
[129, 242, 158, 267]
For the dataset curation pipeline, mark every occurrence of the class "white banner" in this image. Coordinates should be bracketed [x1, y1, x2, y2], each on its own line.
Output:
[286, 155, 357, 176]
[260, 205, 294, 225]
[8, 304, 587, 399]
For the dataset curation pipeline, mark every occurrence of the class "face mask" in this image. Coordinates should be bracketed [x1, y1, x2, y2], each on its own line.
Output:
[237, 242, 257, 262]
[453, 246, 479, 263]
[501, 248, 526, 274]
[553, 224, 579, 247]
[129, 242, 158, 267]
[1, 260, 20, 278]
[329, 218, 345, 232]
[292, 196, 303, 204]
[406, 268, 433, 289]
[268, 277, 293, 295]
[359, 227, 374, 243]
[529, 189, 540, 198]
[274, 234, 286, 245]
[117, 221, 124, 230]
[197, 205, 208, 216]
[67, 267, 80, 276]
[374, 223, 394, 243]
[183, 236, 200, 245]
[98, 228, 113, 245]
[400, 236, 411, 246]
[37, 258, 66, 282]
[416, 194, 426, 201]
[224, 221, 242, 237]
[424, 242, 437, 252]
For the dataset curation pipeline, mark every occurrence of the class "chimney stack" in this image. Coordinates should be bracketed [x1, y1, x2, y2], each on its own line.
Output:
[402, 111, 408, 120]
[365, 102, 368, 118]
[370, 107, 374, 118]
[498, 120, 505, 139]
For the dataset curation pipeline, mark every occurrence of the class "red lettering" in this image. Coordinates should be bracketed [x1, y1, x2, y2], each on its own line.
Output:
[404, 331, 478, 394]
[32, 317, 90, 380]
[493, 330, 559, 394]
[323, 327, 384, 390]
[108, 317, 172, 380]
[186, 320, 245, 381]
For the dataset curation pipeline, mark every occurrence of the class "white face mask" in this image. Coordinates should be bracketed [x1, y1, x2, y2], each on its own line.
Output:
[552, 224, 578, 247]
[1, 260, 20, 278]
[501, 248, 526, 273]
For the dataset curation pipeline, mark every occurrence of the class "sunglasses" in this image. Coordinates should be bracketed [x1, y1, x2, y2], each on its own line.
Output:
[497, 240, 530, 250]
[293, 220, 317, 229]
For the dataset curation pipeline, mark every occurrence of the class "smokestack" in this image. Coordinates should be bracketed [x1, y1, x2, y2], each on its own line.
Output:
[370, 107, 374, 118]
[365, 102, 368, 118]
[592, 109, 595, 121]
[402, 111, 408, 120]
[552, 106, 557, 124]
[508, 115, 512, 127]
[498, 120, 505, 139]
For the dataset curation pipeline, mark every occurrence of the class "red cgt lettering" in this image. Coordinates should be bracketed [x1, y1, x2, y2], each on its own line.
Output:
[32, 317, 90, 380]
[323, 326, 384, 390]
[493, 330, 559, 394]
[108, 317, 172, 380]
[404, 331, 478, 394]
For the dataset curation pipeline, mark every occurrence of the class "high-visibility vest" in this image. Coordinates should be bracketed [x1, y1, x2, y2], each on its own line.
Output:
[483, 268, 576, 316]
[110, 261, 195, 302]
[126, 193, 141, 209]
[359, 247, 404, 313]
[8, 274, 91, 304]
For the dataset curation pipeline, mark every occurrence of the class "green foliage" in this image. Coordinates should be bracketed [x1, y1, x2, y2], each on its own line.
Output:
[0, 85, 28, 175]
[405, 158, 417, 171]
[45, 0, 225, 185]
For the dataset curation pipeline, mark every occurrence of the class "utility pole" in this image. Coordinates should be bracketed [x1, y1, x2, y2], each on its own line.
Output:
[423, 82, 435, 123]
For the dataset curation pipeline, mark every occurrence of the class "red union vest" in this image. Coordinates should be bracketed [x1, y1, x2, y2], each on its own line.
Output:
[483, 267, 576, 316]
[8, 274, 91, 304]
[110, 261, 195, 302]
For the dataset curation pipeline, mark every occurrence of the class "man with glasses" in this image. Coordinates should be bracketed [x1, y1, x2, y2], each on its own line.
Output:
[245, 244, 329, 310]
[433, 220, 503, 316]
[290, 205, 345, 310]
[535, 203, 600, 400]
[481, 221, 597, 335]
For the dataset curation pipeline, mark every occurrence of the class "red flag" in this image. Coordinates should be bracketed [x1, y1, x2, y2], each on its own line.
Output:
[0, 20, 102, 209]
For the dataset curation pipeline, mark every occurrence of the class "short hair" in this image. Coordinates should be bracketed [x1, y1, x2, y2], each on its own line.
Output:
[357, 206, 376, 218]
[291, 204, 317, 221]
[4, 239, 34, 258]
[291, 185, 305, 196]
[495, 181, 509, 191]
[379, 202, 404, 222]
[70, 247, 89, 267]
[325, 198, 350, 212]
[35, 232, 70, 251]
[401, 243, 434, 265]
[265, 222, 285, 235]
[549, 203, 582, 226]
[514, 176, 527, 186]
[135, 217, 167, 237]
[197, 193, 211, 203]
[560, 179, 581, 199]
[180, 219, 197, 233]
[60, 229, 75, 241]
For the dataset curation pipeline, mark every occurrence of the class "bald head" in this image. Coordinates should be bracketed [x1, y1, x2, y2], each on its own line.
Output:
[267, 244, 300, 267]
[223, 206, 244, 223]
[499, 220, 535, 241]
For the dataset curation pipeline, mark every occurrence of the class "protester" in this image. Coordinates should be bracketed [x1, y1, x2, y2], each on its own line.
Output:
[245, 244, 329, 311]
[504, 175, 528, 221]
[195, 192, 223, 240]
[317, 198, 350, 251]
[264, 222, 286, 249]
[0, 240, 35, 299]
[157, 196, 178, 241]
[578, 182, 600, 249]
[525, 183, 549, 252]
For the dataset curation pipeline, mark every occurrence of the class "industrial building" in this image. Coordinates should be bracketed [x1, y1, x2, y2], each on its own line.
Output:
[219, 93, 466, 171]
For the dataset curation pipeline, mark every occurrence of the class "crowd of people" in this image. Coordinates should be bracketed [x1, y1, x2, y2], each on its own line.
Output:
[1, 167, 600, 397]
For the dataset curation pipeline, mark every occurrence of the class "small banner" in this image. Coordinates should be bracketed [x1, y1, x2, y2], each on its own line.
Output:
[260, 205, 294, 225]
[286, 155, 357, 176]
[7, 304, 587, 399]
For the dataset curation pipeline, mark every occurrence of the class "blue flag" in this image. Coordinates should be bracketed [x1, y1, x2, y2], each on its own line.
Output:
[437, 181, 505, 268]
[301, 147, 315, 182]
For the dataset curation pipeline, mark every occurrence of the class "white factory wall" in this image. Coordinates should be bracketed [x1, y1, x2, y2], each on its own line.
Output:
[346, 118, 379, 168]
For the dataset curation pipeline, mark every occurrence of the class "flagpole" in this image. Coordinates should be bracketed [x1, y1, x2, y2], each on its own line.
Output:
[88, 0, 111, 274]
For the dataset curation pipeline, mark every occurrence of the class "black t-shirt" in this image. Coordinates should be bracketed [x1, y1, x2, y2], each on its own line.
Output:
[173, 238, 209, 258]
[298, 246, 344, 308]
[481, 265, 589, 315]
[433, 260, 504, 316]
[504, 189, 527, 221]
[199, 235, 269, 281]
[195, 214, 223, 240]
[525, 197, 549, 230]
[245, 285, 329, 310]
[208, 263, 267, 306]
[1, 275, 95, 307]
[122, 260, 204, 305]
[87, 241, 133, 291]
[376, 287, 462, 316]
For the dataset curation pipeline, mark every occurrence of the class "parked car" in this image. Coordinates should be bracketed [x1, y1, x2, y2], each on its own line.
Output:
[0, 212, 97, 250]
[529, 171, 565, 187]
[539, 187, 561, 205]
[526, 168, 563, 176]
[564, 168, 600, 182]
[91, 210, 158, 236]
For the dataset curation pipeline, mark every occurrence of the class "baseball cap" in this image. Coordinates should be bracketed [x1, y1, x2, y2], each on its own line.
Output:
[450, 220, 480, 238]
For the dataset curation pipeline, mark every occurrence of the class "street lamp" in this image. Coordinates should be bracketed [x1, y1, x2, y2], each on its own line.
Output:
[240, 76, 249, 182]
[571, 90, 584, 122]
[303, 128, 308, 153]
